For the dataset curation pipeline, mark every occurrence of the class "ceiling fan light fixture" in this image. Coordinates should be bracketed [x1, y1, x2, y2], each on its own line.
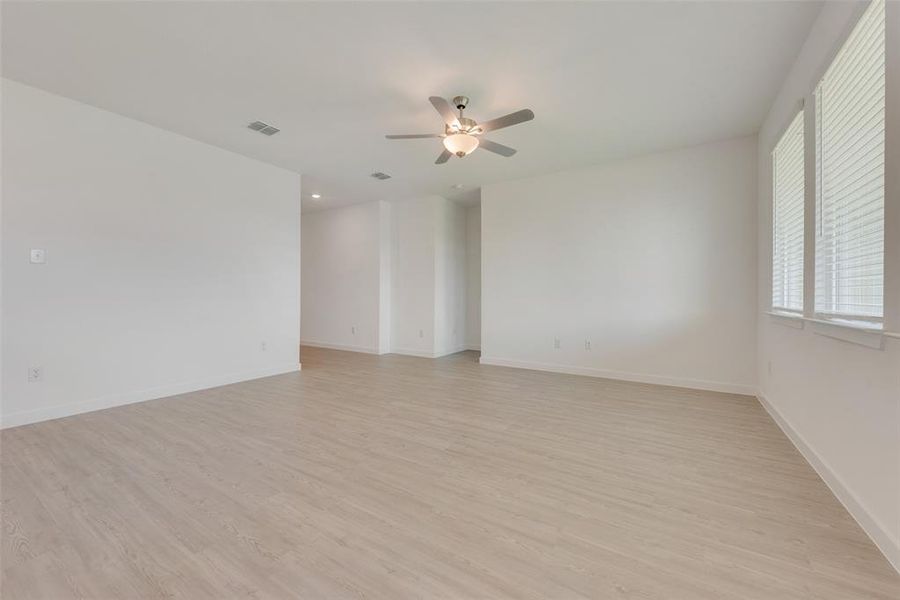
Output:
[443, 133, 479, 158]
[385, 95, 533, 164]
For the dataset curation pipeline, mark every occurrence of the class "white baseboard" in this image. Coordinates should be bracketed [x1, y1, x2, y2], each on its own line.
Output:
[434, 346, 467, 358]
[756, 392, 900, 574]
[300, 339, 382, 354]
[465, 344, 481, 351]
[389, 347, 437, 358]
[0, 363, 301, 430]
[477, 356, 755, 396]
[390, 346, 468, 358]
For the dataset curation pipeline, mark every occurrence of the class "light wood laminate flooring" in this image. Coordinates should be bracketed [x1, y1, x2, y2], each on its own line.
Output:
[2, 347, 898, 599]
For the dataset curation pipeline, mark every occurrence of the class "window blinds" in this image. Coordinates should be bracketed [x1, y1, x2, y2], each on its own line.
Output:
[772, 111, 805, 312]
[814, 0, 885, 321]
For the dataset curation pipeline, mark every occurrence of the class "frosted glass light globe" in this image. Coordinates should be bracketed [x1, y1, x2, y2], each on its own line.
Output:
[443, 133, 479, 157]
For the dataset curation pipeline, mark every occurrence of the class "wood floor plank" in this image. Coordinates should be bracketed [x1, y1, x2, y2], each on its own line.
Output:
[1, 346, 897, 599]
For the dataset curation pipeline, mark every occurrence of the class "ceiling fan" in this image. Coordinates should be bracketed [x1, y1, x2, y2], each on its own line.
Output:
[386, 96, 534, 164]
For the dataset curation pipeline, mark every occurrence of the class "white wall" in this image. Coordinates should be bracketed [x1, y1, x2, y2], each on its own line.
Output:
[1, 79, 301, 428]
[300, 195, 468, 358]
[434, 198, 467, 356]
[465, 204, 481, 350]
[756, 1, 900, 571]
[391, 197, 438, 356]
[387, 195, 469, 358]
[301, 201, 389, 354]
[480, 136, 758, 395]
[378, 201, 392, 354]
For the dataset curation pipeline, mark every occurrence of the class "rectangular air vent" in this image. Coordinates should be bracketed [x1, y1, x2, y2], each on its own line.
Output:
[370, 172, 392, 180]
[248, 121, 280, 136]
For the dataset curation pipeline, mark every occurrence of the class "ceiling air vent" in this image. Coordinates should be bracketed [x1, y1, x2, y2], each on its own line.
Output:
[370, 172, 392, 180]
[248, 121, 280, 136]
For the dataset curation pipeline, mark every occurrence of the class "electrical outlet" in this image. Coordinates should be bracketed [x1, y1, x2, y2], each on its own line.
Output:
[351, 326, 356, 335]
[260, 341, 267, 352]
[584, 340, 591, 351]
[419, 329, 424, 338]
[27, 366, 43, 382]
[554, 337, 560, 350]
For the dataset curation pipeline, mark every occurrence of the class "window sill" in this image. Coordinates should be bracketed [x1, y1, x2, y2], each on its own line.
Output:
[765, 310, 805, 329]
[806, 316, 882, 332]
[807, 317, 884, 349]
[765, 312, 888, 349]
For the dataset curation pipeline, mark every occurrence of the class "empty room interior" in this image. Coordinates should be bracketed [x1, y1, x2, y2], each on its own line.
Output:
[2, 1, 900, 598]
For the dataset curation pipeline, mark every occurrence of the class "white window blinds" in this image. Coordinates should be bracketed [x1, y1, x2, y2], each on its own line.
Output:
[772, 111, 805, 312]
[815, 0, 885, 322]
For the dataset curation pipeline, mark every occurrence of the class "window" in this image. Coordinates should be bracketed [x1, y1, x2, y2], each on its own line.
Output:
[772, 111, 805, 312]
[814, 0, 885, 323]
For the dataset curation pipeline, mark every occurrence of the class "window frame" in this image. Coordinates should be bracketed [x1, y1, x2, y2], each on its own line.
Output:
[771, 110, 806, 315]
[811, 0, 886, 328]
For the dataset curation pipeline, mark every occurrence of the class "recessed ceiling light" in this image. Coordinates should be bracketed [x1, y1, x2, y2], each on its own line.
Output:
[452, 184, 465, 190]
[311, 193, 321, 199]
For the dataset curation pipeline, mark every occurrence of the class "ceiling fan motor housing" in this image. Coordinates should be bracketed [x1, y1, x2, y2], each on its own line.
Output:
[452, 96, 470, 110]
[447, 117, 479, 135]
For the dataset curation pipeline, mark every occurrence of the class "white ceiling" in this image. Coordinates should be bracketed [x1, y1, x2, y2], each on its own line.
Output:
[1, 1, 822, 212]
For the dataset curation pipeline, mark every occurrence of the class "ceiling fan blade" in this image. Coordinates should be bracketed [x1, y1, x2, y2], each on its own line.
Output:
[385, 133, 441, 139]
[476, 108, 534, 134]
[478, 138, 517, 157]
[435, 149, 452, 164]
[429, 96, 461, 129]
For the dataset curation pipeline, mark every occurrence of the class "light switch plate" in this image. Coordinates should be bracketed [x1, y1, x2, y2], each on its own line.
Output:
[30, 248, 46, 264]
